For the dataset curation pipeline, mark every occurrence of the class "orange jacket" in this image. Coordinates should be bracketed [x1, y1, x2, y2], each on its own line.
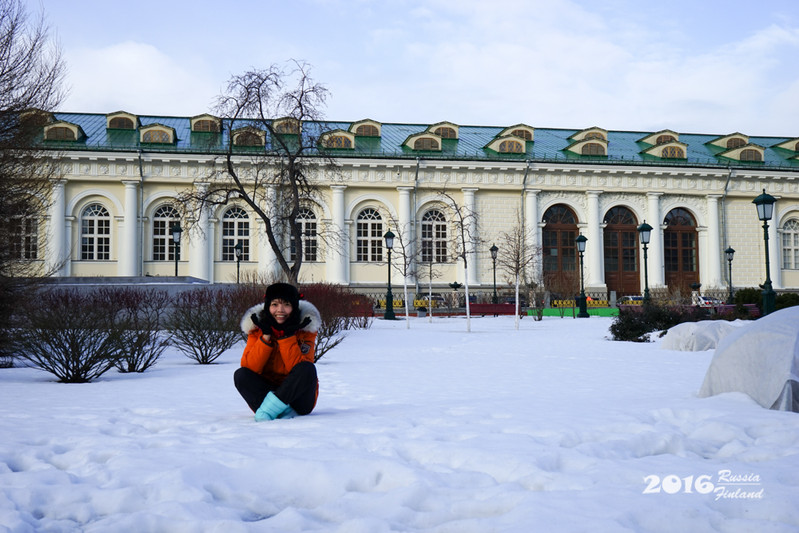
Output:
[239, 300, 321, 386]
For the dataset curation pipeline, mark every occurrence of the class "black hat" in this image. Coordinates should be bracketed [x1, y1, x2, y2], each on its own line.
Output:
[264, 283, 300, 310]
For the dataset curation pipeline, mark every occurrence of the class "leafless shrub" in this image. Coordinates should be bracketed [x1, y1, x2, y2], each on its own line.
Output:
[299, 283, 372, 362]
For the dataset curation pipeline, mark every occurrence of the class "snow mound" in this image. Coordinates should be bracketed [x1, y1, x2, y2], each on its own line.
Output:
[699, 306, 799, 412]
[661, 319, 747, 351]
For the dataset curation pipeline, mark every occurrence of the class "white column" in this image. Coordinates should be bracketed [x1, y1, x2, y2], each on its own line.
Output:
[647, 193, 664, 287]
[258, 186, 278, 278]
[46, 180, 68, 276]
[120, 180, 139, 276]
[705, 195, 722, 287]
[769, 212, 781, 289]
[327, 185, 348, 284]
[397, 186, 414, 284]
[462, 188, 479, 286]
[586, 191, 603, 287]
[524, 189, 540, 282]
[189, 182, 210, 281]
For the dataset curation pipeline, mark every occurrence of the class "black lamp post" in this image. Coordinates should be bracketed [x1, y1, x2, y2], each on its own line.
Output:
[234, 241, 243, 284]
[383, 230, 396, 320]
[753, 189, 777, 315]
[724, 246, 735, 304]
[170, 222, 183, 277]
[490, 244, 498, 304]
[449, 281, 462, 311]
[575, 234, 589, 318]
[637, 221, 652, 304]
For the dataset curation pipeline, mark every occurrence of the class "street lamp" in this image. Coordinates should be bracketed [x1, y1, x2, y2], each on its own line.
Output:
[490, 244, 498, 304]
[637, 221, 652, 304]
[449, 281, 462, 313]
[234, 241, 243, 284]
[575, 234, 589, 318]
[170, 222, 183, 277]
[753, 189, 777, 315]
[383, 230, 396, 320]
[724, 246, 735, 304]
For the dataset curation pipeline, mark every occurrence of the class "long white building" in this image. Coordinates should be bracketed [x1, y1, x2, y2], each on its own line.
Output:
[23, 110, 799, 298]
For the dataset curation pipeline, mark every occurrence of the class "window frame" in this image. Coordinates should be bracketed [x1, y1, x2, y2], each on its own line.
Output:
[356, 208, 384, 262]
[80, 203, 111, 261]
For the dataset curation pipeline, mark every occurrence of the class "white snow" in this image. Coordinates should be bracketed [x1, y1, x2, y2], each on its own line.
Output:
[2, 315, 799, 532]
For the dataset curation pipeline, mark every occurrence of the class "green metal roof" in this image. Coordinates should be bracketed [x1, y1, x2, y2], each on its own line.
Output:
[38, 112, 799, 171]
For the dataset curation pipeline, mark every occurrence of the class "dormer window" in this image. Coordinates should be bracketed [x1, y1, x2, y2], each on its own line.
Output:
[140, 124, 175, 144]
[570, 127, 608, 143]
[435, 127, 456, 139]
[640, 140, 687, 159]
[740, 149, 762, 162]
[716, 142, 765, 163]
[512, 129, 533, 141]
[428, 122, 459, 140]
[106, 112, 138, 130]
[498, 124, 535, 142]
[233, 128, 265, 147]
[485, 135, 526, 154]
[662, 146, 685, 158]
[191, 114, 221, 133]
[727, 137, 745, 149]
[657, 135, 676, 144]
[320, 130, 354, 149]
[273, 118, 300, 135]
[351, 119, 382, 137]
[706, 133, 749, 150]
[499, 140, 523, 153]
[582, 143, 605, 156]
[415, 137, 439, 150]
[637, 130, 680, 146]
[772, 138, 799, 152]
[43, 121, 85, 142]
[20, 109, 54, 128]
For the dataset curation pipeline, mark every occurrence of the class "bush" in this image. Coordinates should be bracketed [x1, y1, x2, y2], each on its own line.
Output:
[776, 292, 799, 311]
[299, 283, 373, 362]
[165, 287, 243, 364]
[96, 287, 172, 373]
[14, 288, 122, 382]
[734, 287, 762, 310]
[610, 304, 709, 342]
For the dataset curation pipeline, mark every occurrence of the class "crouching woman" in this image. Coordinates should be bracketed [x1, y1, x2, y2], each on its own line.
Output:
[234, 283, 320, 421]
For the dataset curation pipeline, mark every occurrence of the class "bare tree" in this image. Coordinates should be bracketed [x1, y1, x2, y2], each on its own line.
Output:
[178, 61, 338, 284]
[496, 215, 540, 329]
[0, 0, 65, 360]
[439, 189, 480, 332]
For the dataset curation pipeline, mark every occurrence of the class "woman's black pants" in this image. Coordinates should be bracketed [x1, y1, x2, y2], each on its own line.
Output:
[234, 361, 318, 415]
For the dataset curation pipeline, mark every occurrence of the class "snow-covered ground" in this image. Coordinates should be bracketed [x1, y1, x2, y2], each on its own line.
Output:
[1, 315, 798, 532]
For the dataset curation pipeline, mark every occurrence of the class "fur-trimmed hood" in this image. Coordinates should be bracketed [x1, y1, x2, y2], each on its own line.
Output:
[240, 299, 321, 335]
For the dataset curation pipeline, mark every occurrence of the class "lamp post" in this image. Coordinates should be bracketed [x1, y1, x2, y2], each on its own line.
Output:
[170, 222, 183, 277]
[234, 241, 243, 284]
[449, 281, 462, 313]
[753, 189, 777, 315]
[637, 221, 652, 304]
[383, 230, 396, 320]
[575, 234, 589, 318]
[490, 244, 498, 304]
[724, 246, 735, 304]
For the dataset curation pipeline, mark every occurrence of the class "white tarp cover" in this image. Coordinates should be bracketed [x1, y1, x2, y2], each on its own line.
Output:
[699, 306, 799, 412]
[661, 320, 745, 351]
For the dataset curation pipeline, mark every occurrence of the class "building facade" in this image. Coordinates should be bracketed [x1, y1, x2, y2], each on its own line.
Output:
[22, 110, 799, 299]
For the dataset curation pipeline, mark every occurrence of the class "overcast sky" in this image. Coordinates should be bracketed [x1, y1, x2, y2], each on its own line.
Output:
[26, 0, 799, 136]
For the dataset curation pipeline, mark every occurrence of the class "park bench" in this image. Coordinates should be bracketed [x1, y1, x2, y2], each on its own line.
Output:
[470, 303, 524, 316]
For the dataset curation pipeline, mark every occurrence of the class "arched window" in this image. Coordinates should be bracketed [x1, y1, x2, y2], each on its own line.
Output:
[414, 137, 439, 151]
[542, 205, 578, 275]
[795, 141, 799, 152]
[421, 209, 447, 263]
[142, 130, 171, 143]
[726, 138, 745, 149]
[740, 149, 762, 162]
[45, 127, 75, 141]
[152, 205, 180, 261]
[782, 218, 799, 270]
[656, 135, 676, 144]
[662, 146, 685, 159]
[499, 140, 523, 153]
[10, 215, 38, 259]
[234, 131, 263, 146]
[325, 135, 352, 149]
[582, 143, 605, 156]
[355, 124, 379, 137]
[664, 208, 698, 292]
[585, 132, 605, 140]
[80, 204, 111, 260]
[274, 121, 299, 134]
[222, 207, 249, 261]
[108, 117, 134, 129]
[603, 207, 639, 296]
[356, 208, 383, 262]
[193, 119, 219, 132]
[512, 129, 533, 140]
[434, 127, 456, 139]
[290, 207, 318, 262]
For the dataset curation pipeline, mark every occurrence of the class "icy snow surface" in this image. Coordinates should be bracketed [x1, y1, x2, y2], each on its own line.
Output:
[2, 315, 798, 532]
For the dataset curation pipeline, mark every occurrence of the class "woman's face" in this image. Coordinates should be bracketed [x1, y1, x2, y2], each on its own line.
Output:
[269, 299, 293, 324]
